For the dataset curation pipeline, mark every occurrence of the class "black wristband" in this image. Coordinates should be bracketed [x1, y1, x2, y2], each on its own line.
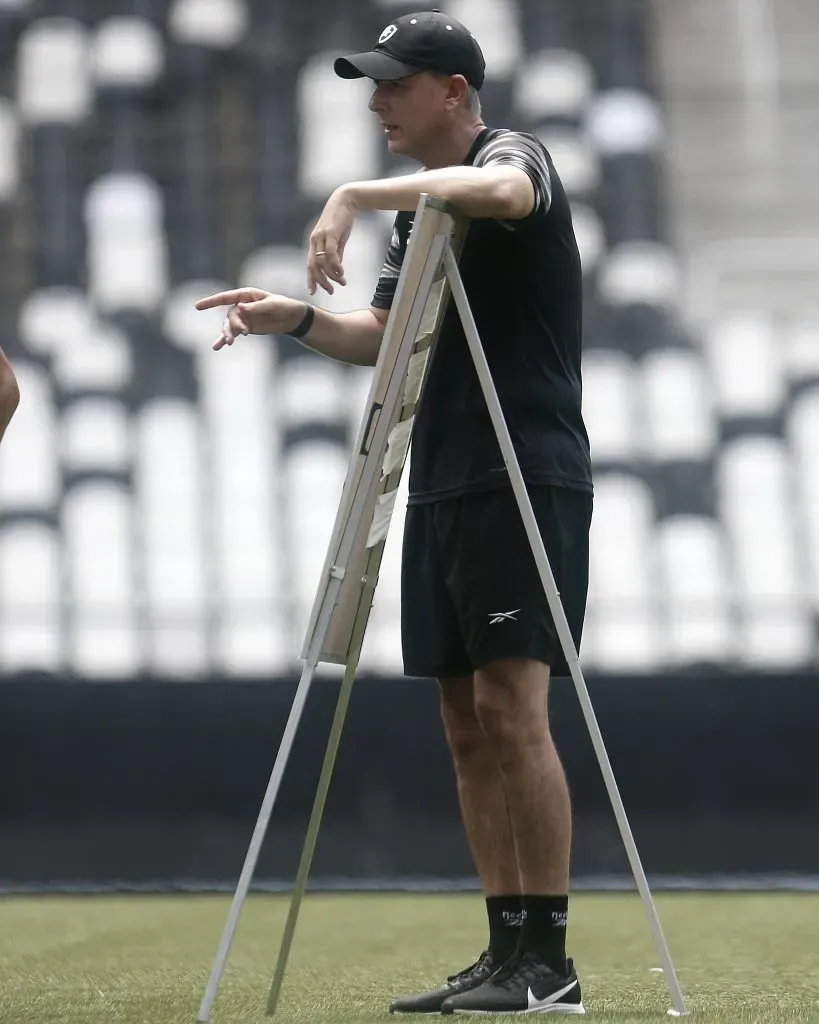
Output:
[288, 303, 315, 339]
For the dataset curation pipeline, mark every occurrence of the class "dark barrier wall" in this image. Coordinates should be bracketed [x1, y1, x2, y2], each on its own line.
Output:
[1, 672, 818, 889]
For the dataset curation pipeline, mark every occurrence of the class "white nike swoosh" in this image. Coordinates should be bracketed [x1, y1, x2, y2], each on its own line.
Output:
[527, 977, 578, 1010]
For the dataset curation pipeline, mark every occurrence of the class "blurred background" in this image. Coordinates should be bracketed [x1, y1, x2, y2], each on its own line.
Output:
[1, 0, 818, 893]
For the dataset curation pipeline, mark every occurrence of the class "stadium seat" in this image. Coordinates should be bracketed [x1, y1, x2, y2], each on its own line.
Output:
[17, 17, 91, 125]
[706, 312, 785, 420]
[0, 361, 58, 513]
[85, 172, 167, 312]
[598, 240, 679, 313]
[586, 471, 663, 671]
[53, 319, 134, 394]
[239, 246, 307, 304]
[168, 0, 248, 48]
[786, 387, 819, 613]
[62, 480, 141, 677]
[0, 522, 61, 671]
[298, 52, 378, 199]
[448, 0, 521, 81]
[515, 48, 594, 128]
[0, 99, 18, 204]
[717, 436, 813, 667]
[785, 317, 819, 388]
[61, 397, 131, 475]
[279, 354, 347, 431]
[92, 16, 164, 89]
[656, 515, 733, 667]
[135, 398, 208, 676]
[581, 348, 638, 465]
[17, 288, 94, 357]
[641, 346, 715, 462]
[535, 128, 600, 199]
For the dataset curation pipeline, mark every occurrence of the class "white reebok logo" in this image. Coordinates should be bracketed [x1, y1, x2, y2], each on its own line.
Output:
[488, 609, 520, 625]
[378, 24, 397, 44]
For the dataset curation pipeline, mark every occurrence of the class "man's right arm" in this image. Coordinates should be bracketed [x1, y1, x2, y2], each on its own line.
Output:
[296, 304, 389, 367]
[195, 288, 389, 367]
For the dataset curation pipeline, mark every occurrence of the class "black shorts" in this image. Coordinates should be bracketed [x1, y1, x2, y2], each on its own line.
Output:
[400, 484, 592, 679]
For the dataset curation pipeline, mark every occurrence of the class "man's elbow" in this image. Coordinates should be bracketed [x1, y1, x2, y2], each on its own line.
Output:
[492, 171, 536, 221]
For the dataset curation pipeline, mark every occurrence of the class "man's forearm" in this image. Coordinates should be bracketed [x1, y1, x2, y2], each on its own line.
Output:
[344, 165, 533, 220]
[0, 357, 19, 444]
[296, 305, 385, 367]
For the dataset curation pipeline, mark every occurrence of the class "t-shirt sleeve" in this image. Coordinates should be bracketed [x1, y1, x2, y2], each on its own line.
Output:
[371, 216, 405, 309]
[472, 130, 552, 223]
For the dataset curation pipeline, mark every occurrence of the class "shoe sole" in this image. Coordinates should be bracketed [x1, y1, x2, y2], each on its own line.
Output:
[450, 1002, 586, 1015]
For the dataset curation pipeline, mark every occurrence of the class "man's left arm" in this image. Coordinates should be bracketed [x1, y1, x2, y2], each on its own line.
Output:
[307, 133, 551, 294]
[346, 164, 536, 221]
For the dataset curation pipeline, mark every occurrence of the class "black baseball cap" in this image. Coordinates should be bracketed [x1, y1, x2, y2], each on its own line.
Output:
[334, 10, 486, 91]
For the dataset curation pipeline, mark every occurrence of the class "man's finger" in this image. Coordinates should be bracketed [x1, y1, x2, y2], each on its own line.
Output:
[308, 258, 334, 295]
[228, 310, 248, 336]
[314, 263, 335, 295]
[195, 290, 242, 310]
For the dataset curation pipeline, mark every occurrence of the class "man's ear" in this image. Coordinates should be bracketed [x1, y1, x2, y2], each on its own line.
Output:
[446, 73, 470, 111]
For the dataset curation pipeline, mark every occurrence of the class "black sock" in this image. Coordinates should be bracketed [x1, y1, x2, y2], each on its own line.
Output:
[485, 895, 525, 960]
[519, 895, 568, 971]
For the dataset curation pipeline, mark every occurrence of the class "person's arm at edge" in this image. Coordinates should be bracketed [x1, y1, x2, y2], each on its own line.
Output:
[0, 346, 20, 444]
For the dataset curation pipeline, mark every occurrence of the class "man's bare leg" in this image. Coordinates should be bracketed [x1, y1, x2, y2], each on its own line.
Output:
[472, 657, 572, 969]
[440, 675, 520, 893]
[439, 675, 525, 962]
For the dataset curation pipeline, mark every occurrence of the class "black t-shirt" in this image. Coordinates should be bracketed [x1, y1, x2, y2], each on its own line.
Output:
[371, 126, 593, 506]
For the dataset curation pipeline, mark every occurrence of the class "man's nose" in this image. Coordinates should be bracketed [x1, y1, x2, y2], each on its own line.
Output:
[369, 86, 386, 113]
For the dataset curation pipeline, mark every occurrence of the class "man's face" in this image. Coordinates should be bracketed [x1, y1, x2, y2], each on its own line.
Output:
[368, 72, 453, 157]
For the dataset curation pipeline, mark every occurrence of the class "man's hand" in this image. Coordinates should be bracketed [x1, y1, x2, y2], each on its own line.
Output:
[194, 288, 306, 350]
[308, 187, 360, 296]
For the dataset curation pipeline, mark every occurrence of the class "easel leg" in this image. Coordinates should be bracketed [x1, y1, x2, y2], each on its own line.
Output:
[197, 660, 319, 1022]
[264, 589, 373, 1017]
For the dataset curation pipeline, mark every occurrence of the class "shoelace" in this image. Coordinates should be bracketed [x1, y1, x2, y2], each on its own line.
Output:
[446, 949, 492, 986]
[491, 950, 557, 991]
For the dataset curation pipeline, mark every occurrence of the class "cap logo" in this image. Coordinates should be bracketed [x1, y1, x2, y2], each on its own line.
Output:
[378, 24, 397, 44]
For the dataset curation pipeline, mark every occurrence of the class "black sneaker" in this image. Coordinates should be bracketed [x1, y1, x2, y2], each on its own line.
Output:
[440, 950, 584, 1015]
[389, 949, 504, 1014]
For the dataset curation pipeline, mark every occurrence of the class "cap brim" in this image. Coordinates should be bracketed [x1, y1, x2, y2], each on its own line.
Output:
[334, 51, 422, 81]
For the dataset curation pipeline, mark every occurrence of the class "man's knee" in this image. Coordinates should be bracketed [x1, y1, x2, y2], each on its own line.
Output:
[473, 658, 551, 754]
[439, 675, 487, 762]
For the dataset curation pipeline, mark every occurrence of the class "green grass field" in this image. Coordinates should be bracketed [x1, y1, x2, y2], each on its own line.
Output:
[1, 892, 818, 1024]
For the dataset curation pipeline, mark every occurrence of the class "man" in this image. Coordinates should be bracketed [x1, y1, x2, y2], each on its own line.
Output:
[0, 346, 19, 444]
[196, 10, 593, 1015]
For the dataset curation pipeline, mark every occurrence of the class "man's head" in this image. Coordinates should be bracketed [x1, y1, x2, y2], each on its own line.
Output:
[334, 10, 486, 161]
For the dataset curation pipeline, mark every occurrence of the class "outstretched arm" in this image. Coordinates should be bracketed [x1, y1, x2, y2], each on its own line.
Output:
[194, 288, 388, 367]
[0, 346, 19, 444]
